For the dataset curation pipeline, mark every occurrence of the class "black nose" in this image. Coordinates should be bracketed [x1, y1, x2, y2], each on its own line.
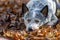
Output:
[28, 28, 33, 31]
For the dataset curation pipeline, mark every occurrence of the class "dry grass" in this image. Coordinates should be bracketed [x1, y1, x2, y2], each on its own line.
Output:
[56, 9, 60, 18]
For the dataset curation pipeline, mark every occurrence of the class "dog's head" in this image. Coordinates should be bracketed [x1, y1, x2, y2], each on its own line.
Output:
[22, 3, 48, 31]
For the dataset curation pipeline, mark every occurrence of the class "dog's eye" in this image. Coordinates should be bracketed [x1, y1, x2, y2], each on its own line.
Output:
[27, 19, 31, 23]
[35, 20, 39, 23]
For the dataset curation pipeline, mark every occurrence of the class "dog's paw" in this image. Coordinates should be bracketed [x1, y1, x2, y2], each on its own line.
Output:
[47, 22, 54, 26]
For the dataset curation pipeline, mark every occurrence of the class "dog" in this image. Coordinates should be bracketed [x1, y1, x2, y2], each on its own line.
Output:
[22, 0, 60, 31]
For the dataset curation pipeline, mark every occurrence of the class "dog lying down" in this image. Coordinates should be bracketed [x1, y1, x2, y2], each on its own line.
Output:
[22, 0, 60, 31]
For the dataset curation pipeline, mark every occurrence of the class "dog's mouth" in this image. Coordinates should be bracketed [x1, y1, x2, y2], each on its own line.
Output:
[27, 26, 39, 31]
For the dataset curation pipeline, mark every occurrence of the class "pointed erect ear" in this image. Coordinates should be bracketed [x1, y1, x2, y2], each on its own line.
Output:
[41, 5, 48, 17]
[22, 3, 29, 17]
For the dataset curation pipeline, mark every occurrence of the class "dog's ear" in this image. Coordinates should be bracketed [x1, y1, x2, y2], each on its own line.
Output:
[22, 3, 29, 17]
[41, 5, 48, 17]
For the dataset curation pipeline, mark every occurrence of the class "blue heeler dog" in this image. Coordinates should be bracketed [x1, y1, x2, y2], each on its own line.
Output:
[22, 0, 60, 31]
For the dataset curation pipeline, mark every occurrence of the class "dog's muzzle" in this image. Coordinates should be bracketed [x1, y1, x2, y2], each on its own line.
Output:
[28, 27, 33, 31]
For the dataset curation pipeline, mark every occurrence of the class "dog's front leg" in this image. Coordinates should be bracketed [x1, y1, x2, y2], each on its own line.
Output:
[47, 14, 58, 26]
